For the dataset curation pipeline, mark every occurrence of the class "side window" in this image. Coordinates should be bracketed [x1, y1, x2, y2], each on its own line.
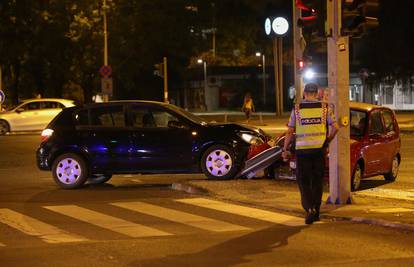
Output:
[129, 106, 179, 128]
[350, 110, 367, 136]
[152, 110, 179, 128]
[382, 110, 395, 133]
[20, 102, 41, 111]
[41, 101, 64, 109]
[90, 106, 125, 127]
[369, 111, 385, 135]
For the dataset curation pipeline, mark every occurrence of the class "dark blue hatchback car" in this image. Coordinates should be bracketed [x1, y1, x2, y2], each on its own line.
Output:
[37, 101, 269, 189]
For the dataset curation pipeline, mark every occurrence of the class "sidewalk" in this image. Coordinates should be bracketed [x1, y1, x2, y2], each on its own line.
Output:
[172, 178, 414, 231]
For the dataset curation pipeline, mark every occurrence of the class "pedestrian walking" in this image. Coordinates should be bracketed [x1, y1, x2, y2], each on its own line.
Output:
[242, 92, 255, 123]
[282, 83, 339, 224]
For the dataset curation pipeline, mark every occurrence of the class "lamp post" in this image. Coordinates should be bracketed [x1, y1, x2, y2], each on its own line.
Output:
[197, 59, 207, 110]
[256, 52, 266, 106]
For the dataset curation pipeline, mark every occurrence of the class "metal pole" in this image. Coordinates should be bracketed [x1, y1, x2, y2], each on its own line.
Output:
[293, 0, 304, 103]
[278, 37, 284, 115]
[262, 55, 266, 105]
[103, 0, 108, 66]
[203, 61, 207, 110]
[327, 0, 351, 205]
[163, 57, 168, 103]
[273, 37, 280, 115]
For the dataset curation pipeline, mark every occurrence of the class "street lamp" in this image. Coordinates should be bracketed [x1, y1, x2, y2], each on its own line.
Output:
[256, 52, 266, 106]
[197, 59, 207, 110]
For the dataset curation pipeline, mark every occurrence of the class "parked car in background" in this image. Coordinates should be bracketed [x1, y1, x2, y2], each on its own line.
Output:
[0, 98, 75, 135]
[274, 102, 401, 191]
[36, 100, 271, 189]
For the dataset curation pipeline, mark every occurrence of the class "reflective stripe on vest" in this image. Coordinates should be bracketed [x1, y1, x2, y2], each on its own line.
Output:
[295, 102, 327, 151]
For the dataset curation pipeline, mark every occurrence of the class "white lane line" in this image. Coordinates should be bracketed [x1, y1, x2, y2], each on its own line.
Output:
[369, 208, 414, 213]
[356, 189, 414, 201]
[111, 201, 250, 232]
[44, 205, 171, 238]
[130, 179, 142, 183]
[0, 242, 5, 247]
[0, 208, 87, 244]
[176, 198, 306, 226]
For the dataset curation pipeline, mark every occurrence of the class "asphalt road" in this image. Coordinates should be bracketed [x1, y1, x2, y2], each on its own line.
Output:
[0, 134, 414, 266]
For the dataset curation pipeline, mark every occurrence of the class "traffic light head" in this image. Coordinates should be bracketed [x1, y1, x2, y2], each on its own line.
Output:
[342, 0, 379, 37]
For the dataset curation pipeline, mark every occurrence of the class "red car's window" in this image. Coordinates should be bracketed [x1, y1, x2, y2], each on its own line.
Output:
[369, 111, 385, 135]
[382, 110, 395, 133]
[350, 110, 367, 137]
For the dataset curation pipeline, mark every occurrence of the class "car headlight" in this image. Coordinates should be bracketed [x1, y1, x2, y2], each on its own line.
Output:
[238, 132, 264, 145]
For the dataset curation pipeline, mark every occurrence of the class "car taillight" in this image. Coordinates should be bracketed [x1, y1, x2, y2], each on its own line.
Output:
[41, 129, 54, 142]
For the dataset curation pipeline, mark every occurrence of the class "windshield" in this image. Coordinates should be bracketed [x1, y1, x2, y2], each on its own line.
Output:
[350, 109, 368, 137]
[167, 104, 208, 126]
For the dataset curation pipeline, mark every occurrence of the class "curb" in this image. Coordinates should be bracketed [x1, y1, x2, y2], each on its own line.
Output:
[171, 182, 414, 232]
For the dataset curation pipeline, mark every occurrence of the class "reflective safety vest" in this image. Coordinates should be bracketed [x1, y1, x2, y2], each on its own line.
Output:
[294, 102, 328, 152]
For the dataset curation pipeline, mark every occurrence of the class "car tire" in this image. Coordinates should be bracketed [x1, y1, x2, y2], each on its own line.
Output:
[201, 145, 239, 180]
[88, 174, 113, 185]
[351, 163, 362, 191]
[384, 156, 399, 182]
[52, 153, 88, 189]
[0, 120, 10, 135]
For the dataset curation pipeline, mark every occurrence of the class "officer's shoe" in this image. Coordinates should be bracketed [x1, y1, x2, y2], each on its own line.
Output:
[305, 210, 315, 225]
[313, 208, 320, 222]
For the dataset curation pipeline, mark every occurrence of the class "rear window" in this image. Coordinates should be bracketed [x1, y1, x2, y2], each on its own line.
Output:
[74, 105, 126, 128]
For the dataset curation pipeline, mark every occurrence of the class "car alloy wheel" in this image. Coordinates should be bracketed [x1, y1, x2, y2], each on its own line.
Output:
[0, 120, 9, 135]
[52, 153, 88, 189]
[384, 156, 399, 181]
[201, 145, 238, 180]
[351, 164, 362, 191]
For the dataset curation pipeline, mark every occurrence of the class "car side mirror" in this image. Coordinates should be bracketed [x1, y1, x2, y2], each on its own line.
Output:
[168, 120, 188, 129]
[16, 108, 24, 113]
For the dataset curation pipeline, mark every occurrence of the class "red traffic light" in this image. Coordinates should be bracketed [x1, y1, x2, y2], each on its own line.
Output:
[298, 60, 305, 69]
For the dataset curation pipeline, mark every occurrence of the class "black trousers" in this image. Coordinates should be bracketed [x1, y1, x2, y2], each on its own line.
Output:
[296, 151, 325, 212]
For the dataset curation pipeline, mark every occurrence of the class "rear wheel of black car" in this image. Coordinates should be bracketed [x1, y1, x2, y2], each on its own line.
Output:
[201, 145, 238, 180]
[52, 153, 88, 189]
[384, 156, 399, 181]
[0, 120, 10, 135]
[351, 163, 362, 191]
[88, 174, 113, 185]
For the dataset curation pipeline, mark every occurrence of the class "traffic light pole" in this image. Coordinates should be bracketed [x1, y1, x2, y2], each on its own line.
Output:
[273, 37, 284, 116]
[293, 0, 304, 103]
[326, 0, 352, 204]
[163, 57, 168, 103]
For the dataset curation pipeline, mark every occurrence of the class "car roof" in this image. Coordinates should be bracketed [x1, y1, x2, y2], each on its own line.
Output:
[21, 98, 75, 104]
[349, 101, 386, 112]
[83, 100, 170, 108]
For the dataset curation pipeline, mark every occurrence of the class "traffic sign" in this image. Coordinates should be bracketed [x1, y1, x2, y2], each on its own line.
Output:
[101, 77, 113, 96]
[0, 90, 5, 104]
[99, 65, 112, 77]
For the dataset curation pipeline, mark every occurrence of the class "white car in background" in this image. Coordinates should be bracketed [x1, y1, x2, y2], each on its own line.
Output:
[0, 98, 75, 135]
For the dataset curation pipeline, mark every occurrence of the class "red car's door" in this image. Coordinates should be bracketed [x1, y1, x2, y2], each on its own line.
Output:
[364, 110, 388, 175]
[380, 109, 400, 172]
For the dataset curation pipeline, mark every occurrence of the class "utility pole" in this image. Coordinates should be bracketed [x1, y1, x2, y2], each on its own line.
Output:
[272, 37, 283, 116]
[293, 0, 304, 103]
[326, 0, 351, 204]
[102, 0, 110, 102]
[163, 57, 168, 103]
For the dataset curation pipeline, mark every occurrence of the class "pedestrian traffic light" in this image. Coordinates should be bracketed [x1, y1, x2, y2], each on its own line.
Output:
[342, 0, 379, 37]
[154, 63, 164, 78]
[298, 59, 305, 73]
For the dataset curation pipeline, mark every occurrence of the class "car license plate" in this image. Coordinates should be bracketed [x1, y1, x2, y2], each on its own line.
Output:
[290, 161, 296, 169]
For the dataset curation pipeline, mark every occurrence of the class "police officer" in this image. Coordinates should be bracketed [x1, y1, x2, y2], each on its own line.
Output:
[282, 83, 339, 224]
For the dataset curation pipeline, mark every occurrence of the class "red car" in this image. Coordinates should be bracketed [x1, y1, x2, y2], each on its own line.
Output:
[274, 102, 401, 191]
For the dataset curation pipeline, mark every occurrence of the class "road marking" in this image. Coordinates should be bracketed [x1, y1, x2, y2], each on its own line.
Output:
[176, 198, 305, 226]
[0, 242, 5, 247]
[356, 188, 414, 201]
[44, 205, 171, 238]
[130, 179, 142, 183]
[111, 201, 250, 232]
[0, 208, 87, 243]
[369, 208, 414, 213]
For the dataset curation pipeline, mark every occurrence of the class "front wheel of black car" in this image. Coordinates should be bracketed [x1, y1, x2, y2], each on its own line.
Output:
[201, 145, 239, 180]
[52, 153, 88, 189]
[88, 174, 113, 185]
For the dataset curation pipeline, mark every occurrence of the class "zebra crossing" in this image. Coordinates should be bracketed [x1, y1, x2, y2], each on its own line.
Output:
[0, 198, 307, 248]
